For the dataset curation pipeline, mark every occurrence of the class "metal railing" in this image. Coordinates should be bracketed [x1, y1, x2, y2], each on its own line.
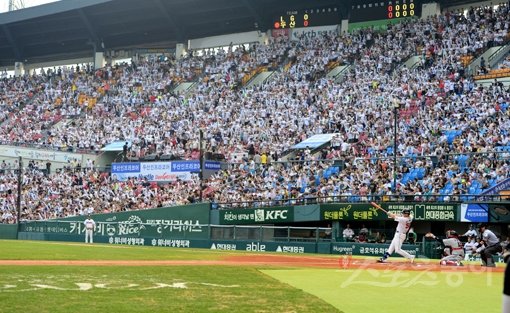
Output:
[214, 194, 508, 210]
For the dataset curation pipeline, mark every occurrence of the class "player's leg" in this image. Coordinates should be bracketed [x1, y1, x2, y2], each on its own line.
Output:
[484, 244, 503, 267]
[394, 233, 414, 261]
[379, 234, 397, 262]
[480, 248, 487, 266]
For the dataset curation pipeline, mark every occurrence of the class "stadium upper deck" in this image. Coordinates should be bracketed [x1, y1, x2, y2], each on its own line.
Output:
[0, 1, 509, 223]
[0, 0, 498, 66]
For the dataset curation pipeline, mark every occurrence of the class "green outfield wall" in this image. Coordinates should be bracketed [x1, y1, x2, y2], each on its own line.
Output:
[4, 201, 509, 261]
[16, 220, 420, 257]
[0, 224, 17, 239]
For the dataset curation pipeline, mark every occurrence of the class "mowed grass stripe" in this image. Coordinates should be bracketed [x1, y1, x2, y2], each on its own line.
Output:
[0, 240, 341, 312]
[0, 266, 340, 313]
[0, 239, 245, 261]
[262, 268, 504, 313]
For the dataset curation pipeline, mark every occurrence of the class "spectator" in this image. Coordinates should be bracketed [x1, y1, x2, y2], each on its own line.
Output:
[359, 224, 369, 235]
[123, 142, 129, 161]
[407, 227, 417, 245]
[343, 224, 355, 242]
[358, 224, 369, 242]
[376, 232, 387, 244]
[464, 235, 477, 260]
[463, 224, 478, 237]
[324, 224, 332, 239]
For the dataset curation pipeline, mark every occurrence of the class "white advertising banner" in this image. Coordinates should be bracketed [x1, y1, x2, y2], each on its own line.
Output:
[0, 145, 83, 163]
[112, 161, 198, 182]
[290, 25, 339, 41]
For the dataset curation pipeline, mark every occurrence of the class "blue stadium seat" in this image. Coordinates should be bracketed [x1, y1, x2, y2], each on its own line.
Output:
[348, 196, 360, 202]
[417, 168, 425, 179]
[468, 185, 477, 194]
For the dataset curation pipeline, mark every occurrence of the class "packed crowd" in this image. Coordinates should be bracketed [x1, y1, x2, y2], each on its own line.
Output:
[0, 165, 203, 223]
[1, 4, 510, 222]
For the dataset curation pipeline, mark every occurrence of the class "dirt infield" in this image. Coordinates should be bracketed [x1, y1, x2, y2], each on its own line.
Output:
[0, 255, 504, 273]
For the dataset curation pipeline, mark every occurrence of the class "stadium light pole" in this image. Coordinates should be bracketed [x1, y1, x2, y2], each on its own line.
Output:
[392, 101, 399, 195]
[199, 129, 203, 202]
[16, 156, 22, 239]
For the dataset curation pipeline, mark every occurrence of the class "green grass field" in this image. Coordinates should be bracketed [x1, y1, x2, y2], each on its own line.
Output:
[0, 240, 505, 313]
[264, 268, 503, 313]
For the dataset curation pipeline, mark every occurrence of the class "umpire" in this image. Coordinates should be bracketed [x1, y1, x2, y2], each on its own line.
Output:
[478, 223, 502, 267]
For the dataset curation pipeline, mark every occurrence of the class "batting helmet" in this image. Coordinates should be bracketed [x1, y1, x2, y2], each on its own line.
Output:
[402, 209, 411, 215]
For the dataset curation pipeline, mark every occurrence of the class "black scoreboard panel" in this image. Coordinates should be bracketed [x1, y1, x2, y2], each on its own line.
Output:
[273, 7, 341, 29]
[349, 0, 421, 23]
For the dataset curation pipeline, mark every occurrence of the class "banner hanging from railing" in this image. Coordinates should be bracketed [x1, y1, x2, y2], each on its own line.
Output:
[111, 160, 220, 182]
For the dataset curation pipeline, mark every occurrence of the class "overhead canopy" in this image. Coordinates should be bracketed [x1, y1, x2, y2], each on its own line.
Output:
[100, 140, 131, 152]
[0, 0, 346, 66]
[0, 0, 483, 67]
[292, 134, 339, 150]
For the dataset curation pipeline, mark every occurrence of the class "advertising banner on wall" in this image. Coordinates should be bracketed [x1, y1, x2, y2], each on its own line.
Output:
[0, 145, 84, 164]
[290, 25, 339, 41]
[111, 160, 220, 182]
[383, 203, 458, 221]
[460, 203, 489, 222]
[320, 203, 387, 221]
[219, 207, 294, 225]
[208, 240, 316, 253]
[44, 203, 211, 240]
[331, 242, 419, 256]
[320, 203, 458, 221]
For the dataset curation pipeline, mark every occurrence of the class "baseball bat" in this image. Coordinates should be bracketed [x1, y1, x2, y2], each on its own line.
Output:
[370, 202, 388, 214]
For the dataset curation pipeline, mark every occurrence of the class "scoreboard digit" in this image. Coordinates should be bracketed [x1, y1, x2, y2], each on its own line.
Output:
[350, 0, 420, 23]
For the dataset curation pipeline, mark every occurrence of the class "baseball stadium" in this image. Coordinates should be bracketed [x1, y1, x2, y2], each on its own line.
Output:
[0, 0, 510, 312]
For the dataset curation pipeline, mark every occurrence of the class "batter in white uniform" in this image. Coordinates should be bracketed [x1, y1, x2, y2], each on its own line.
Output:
[378, 209, 415, 263]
